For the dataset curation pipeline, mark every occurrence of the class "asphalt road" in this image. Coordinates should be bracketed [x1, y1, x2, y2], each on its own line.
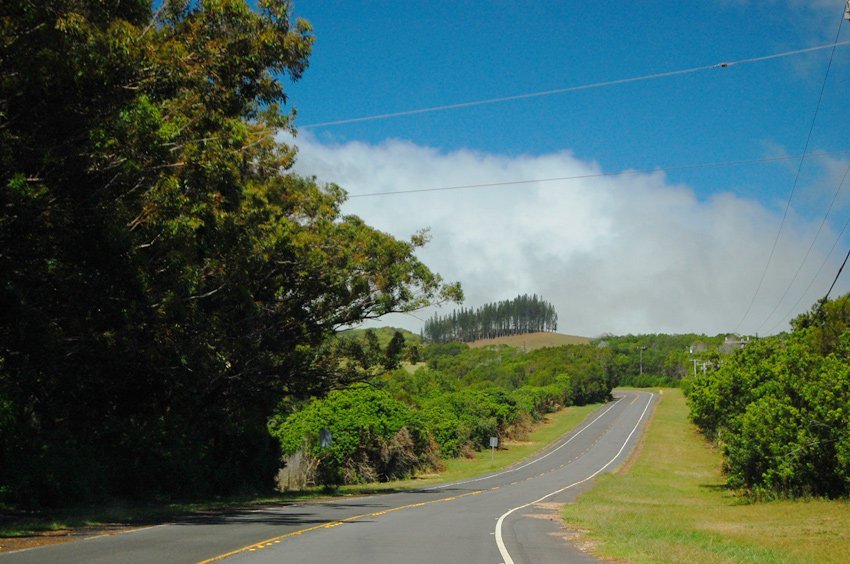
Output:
[1, 390, 657, 564]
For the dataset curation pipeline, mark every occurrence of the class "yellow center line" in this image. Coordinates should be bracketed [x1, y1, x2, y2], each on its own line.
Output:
[198, 489, 485, 563]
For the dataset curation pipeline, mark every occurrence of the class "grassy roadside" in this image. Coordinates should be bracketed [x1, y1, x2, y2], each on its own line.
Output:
[562, 388, 850, 563]
[1, 401, 602, 540]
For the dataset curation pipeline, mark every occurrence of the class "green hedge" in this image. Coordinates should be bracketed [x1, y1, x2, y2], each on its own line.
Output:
[687, 297, 850, 498]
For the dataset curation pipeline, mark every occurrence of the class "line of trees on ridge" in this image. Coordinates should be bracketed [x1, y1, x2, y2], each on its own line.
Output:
[423, 294, 558, 343]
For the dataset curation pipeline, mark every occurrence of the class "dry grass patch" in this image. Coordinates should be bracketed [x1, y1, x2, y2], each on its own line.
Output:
[468, 332, 590, 350]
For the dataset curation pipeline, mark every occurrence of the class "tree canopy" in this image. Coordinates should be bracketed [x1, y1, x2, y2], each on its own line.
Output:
[0, 0, 459, 504]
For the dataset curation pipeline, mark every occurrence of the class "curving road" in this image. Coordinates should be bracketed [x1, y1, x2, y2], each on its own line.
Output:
[1, 390, 657, 564]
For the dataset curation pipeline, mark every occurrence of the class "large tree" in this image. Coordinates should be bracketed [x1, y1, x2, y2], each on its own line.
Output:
[0, 0, 459, 504]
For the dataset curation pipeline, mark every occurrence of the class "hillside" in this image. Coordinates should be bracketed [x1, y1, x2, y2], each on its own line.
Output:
[467, 331, 590, 350]
[339, 327, 422, 347]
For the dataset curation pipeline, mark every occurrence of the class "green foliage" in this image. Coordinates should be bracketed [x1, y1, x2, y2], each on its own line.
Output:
[379, 343, 612, 461]
[331, 329, 412, 378]
[422, 341, 470, 363]
[595, 333, 737, 387]
[790, 295, 850, 355]
[511, 385, 562, 421]
[420, 388, 519, 457]
[0, 1, 459, 505]
[687, 338, 780, 440]
[688, 295, 850, 498]
[268, 385, 435, 484]
[270, 339, 616, 483]
[384, 331, 406, 369]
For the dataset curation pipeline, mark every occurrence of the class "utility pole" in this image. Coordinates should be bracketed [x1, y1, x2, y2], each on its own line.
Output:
[639, 346, 647, 376]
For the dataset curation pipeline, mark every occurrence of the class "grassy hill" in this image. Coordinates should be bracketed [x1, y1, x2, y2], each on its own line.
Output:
[468, 332, 591, 350]
[340, 328, 590, 351]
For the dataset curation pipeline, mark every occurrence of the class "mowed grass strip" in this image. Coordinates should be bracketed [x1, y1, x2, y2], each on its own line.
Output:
[562, 388, 850, 563]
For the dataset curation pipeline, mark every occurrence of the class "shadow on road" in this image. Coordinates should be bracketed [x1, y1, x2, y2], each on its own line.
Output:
[169, 487, 468, 528]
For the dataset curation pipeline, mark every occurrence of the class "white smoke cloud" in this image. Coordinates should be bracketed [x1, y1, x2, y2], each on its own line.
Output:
[287, 132, 848, 337]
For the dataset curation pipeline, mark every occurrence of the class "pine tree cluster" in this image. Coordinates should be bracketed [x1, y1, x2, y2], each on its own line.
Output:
[424, 294, 558, 343]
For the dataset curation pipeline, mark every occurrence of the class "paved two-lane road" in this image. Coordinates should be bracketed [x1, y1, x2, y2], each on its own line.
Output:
[2, 390, 657, 564]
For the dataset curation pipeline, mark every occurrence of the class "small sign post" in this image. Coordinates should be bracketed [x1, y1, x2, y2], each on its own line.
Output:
[489, 436, 498, 465]
[319, 429, 333, 448]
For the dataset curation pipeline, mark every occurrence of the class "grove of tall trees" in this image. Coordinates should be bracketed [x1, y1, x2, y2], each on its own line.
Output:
[423, 294, 558, 343]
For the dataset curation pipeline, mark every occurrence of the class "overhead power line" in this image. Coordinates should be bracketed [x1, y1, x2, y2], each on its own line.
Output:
[346, 149, 850, 199]
[733, 14, 846, 334]
[766, 181, 850, 335]
[824, 246, 850, 302]
[301, 40, 850, 129]
[758, 165, 850, 334]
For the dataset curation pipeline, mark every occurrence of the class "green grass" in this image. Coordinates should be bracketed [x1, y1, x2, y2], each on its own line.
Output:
[562, 388, 850, 563]
[1, 402, 602, 538]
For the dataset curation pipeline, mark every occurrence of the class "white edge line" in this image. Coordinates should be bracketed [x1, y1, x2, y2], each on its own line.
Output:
[422, 395, 624, 491]
[82, 523, 170, 540]
[494, 392, 655, 564]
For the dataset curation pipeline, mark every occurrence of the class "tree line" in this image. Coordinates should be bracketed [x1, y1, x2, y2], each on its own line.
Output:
[423, 294, 558, 343]
[594, 333, 737, 388]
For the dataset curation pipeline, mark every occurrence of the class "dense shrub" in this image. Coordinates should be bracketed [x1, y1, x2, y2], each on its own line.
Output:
[419, 388, 518, 456]
[268, 385, 438, 485]
[272, 340, 617, 487]
[511, 385, 562, 421]
[688, 296, 850, 498]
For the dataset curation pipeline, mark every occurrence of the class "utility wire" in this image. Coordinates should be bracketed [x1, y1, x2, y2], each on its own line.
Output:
[758, 165, 850, 334]
[346, 149, 850, 199]
[300, 41, 850, 129]
[733, 16, 846, 334]
[402, 311, 426, 323]
[767, 189, 850, 334]
[824, 246, 850, 301]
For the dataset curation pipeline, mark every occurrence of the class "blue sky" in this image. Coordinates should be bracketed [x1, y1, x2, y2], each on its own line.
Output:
[281, 0, 850, 336]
